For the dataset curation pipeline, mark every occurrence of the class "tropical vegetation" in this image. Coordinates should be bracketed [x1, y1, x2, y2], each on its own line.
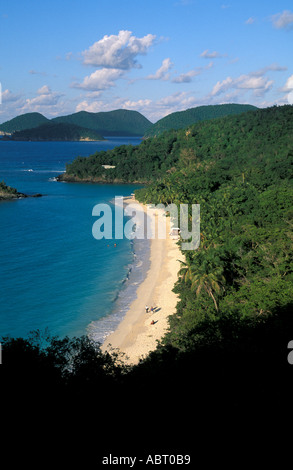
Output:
[144, 103, 257, 137]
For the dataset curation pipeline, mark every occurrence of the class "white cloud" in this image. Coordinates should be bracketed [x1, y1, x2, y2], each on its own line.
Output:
[72, 68, 124, 91]
[37, 85, 51, 95]
[82, 30, 156, 70]
[147, 58, 173, 80]
[245, 17, 256, 25]
[283, 74, 293, 91]
[279, 74, 293, 104]
[1, 89, 22, 103]
[20, 86, 64, 114]
[237, 76, 273, 91]
[75, 97, 153, 119]
[211, 77, 234, 96]
[75, 92, 200, 123]
[271, 10, 293, 30]
[154, 92, 199, 118]
[76, 100, 104, 113]
[200, 49, 225, 59]
[172, 69, 201, 83]
[210, 65, 288, 98]
[255, 64, 287, 75]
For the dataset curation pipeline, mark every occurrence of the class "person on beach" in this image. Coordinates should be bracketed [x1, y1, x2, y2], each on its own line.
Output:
[150, 320, 155, 325]
[145, 305, 149, 313]
[150, 306, 154, 313]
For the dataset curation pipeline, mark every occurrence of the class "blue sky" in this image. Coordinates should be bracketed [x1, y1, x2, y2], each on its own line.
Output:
[0, 0, 292, 123]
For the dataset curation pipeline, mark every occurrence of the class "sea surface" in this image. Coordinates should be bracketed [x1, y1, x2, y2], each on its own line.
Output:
[0, 137, 150, 342]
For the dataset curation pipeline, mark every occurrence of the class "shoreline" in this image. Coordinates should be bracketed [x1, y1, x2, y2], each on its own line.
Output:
[102, 197, 184, 364]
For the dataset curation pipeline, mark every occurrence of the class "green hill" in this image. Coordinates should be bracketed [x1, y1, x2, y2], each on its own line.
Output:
[8, 122, 105, 141]
[52, 109, 153, 136]
[144, 103, 257, 137]
[61, 105, 292, 184]
[0, 109, 153, 137]
[0, 112, 50, 133]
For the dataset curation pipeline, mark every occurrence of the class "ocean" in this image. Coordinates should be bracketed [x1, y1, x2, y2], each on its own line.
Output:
[0, 137, 150, 342]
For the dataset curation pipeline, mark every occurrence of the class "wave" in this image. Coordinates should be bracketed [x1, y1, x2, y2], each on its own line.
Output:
[87, 237, 151, 344]
[21, 169, 65, 173]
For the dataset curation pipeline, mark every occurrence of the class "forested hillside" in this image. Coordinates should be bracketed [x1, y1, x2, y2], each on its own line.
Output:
[0, 112, 49, 133]
[0, 109, 152, 137]
[6, 122, 105, 141]
[135, 106, 293, 346]
[144, 103, 257, 137]
[60, 105, 292, 184]
[52, 109, 152, 136]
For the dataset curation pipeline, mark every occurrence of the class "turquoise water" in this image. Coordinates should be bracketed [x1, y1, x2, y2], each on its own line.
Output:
[0, 138, 148, 340]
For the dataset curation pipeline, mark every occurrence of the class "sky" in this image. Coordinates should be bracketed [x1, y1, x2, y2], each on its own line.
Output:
[0, 0, 293, 123]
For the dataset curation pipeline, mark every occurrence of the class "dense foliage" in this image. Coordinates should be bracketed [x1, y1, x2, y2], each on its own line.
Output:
[134, 105, 293, 347]
[144, 103, 257, 137]
[62, 105, 292, 185]
[52, 109, 153, 136]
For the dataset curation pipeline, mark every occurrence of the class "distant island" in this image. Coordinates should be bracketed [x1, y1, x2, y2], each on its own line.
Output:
[0, 180, 42, 200]
[0, 109, 153, 140]
[0, 104, 258, 141]
[2, 122, 105, 142]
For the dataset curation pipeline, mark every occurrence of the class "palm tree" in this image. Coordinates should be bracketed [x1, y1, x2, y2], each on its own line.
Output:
[179, 254, 225, 312]
[190, 264, 225, 312]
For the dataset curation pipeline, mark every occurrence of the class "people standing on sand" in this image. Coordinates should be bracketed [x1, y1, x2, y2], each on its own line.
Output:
[145, 305, 149, 313]
[150, 306, 154, 313]
[150, 320, 155, 325]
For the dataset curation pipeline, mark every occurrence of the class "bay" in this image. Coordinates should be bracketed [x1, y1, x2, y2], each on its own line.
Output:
[0, 137, 145, 340]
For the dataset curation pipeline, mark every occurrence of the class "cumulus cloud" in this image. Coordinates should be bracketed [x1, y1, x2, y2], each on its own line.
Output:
[211, 74, 274, 97]
[147, 58, 173, 80]
[279, 74, 293, 104]
[82, 30, 156, 70]
[72, 68, 124, 91]
[75, 92, 200, 123]
[75, 96, 153, 119]
[20, 86, 64, 114]
[210, 65, 287, 99]
[271, 10, 293, 30]
[37, 85, 51, 95]
[282, 74, 293, 91]
[1, 89, 22, 103]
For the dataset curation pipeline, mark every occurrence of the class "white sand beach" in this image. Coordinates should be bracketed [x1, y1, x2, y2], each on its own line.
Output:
[102, 198, 184, 364]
